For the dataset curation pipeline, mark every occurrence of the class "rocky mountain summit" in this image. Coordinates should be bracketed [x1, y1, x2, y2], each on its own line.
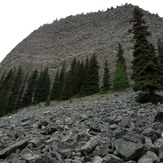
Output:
[0, 92, 163, 162]
[0, 4, 163, 75]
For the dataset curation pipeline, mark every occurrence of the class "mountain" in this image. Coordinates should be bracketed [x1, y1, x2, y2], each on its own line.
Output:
[0, 4, 163, 76]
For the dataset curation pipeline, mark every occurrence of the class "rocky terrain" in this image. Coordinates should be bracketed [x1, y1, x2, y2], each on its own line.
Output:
[0, 91, 163, 163]
[0, 4, 163, 76]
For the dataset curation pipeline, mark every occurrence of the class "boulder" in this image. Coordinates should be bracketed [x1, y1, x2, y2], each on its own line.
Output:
[141, 128, 159, 142]
[92, 156, 103, 163]
[137, 151, 159, 163]
[103, 154, 124, 163]
[81, 136, 101, 155]
[25, 154, 41, 163]
[0, 139, 28, 159]
[30, 137, 44, 148]
[154, 112, 163, 123]
[115, 133, 144, 160]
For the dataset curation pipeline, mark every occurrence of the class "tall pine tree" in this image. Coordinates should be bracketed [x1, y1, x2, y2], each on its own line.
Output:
[51, 69, 60, 100]
[80, 57, 90, 96]
[0, 69, 15, 116]
[112, 64, 129, 91]
[8, 68, 24, 112]
[158, 38, 163, 87]
[86, 54, 99, 95]
[112, 44, 129, 91]
[57, 64, 66, 100]
[33, 68, 50, 104]
[102, 59, 111, 91]
[116, 43, 126, 70]
[131, 7, 162, 103]
[22, 70, 38, 107]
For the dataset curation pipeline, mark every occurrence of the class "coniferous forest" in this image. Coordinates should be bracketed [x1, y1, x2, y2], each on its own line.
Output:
[0, 7, 162, 117]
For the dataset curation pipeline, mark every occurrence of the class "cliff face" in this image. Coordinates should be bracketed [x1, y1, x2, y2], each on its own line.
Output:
[0, 4, 163, 75]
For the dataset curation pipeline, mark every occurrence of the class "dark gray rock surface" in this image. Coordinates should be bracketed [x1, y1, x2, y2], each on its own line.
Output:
[0, 92, 163, 162]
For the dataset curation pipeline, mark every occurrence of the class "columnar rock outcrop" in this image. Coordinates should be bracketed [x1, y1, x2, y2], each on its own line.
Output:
[0, 92, 163, 162]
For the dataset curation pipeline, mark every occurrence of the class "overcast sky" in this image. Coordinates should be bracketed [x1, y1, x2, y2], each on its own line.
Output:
[0, 0, 162, 62]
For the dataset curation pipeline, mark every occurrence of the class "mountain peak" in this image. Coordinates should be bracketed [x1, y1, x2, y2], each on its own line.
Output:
[0, 4, 163, 75]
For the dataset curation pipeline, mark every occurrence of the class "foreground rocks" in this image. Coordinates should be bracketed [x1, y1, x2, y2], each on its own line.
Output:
[0, 92, 163, 162]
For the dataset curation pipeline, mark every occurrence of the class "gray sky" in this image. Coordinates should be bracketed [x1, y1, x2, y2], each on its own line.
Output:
[0, 0, 162, 62]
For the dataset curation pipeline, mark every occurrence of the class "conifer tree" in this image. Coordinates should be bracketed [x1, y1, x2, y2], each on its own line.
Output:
[69, 57, 78, 96]
[85, 54, 99, 95]
[33, 68, 50, 104]
[131, 7, 162, 103]
[0, 69, 15, 116]
[102, 59, 111, 91]
[0, 71, 6, 89]
[62, 58, 80, 100]
[80, 57, 90, 96]
[57, 64, 66, 100]
[51, 70, 60, 100]
[45, 94, 51, 106]
[17, 73, 28, 109]
[116, 43, 126, 70]
[62, 71, 72, 100]
[112, 64, 129, 91]
[77, 61, 85, 93]
[158, 38, 163, 87]
[8, 68, 24, 112]
[112, 43, 129, 91]
[22, 70, 38, 107]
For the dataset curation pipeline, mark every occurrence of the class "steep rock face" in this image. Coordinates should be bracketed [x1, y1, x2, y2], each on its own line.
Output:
[0, 4, 163, 75]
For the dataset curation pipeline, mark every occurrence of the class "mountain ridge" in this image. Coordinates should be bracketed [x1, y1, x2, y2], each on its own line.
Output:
[0, 4, 163, 76]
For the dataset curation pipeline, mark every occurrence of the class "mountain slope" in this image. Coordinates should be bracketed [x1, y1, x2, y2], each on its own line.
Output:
[0, 4, 163, 75]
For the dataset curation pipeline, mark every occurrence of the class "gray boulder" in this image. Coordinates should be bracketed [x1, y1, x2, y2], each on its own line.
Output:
[137, 151, 159, 163]
[115, 133, 144, 160]
[81, 136, 101, 155]
[0, 139, 28, 159]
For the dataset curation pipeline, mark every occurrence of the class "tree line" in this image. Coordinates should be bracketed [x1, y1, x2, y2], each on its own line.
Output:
[0, 7, 163, 117]
[0, 45, 130, 117]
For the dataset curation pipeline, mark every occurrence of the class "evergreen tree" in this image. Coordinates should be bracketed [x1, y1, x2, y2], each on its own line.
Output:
[8, 68, 24, 112]
[69, 57, 78, 96]
[158, 38, 163, 87]
[0, 69, 15, 116]
[45, 94, 51, 106]
[51, 70, 60, 100]
[57, 64, 66, 100]
[82, 54, 99, 95]
[0, 71, 6, 89]
[74, 60, 85, 94]
[102, 60, 111, 91]
[17, 73, 28, 109]
[62, 58, 80, 100]
[80, 57, 90, 96]
[33, 68, 50, 104]
[112, 64, 129, 91]
[131, 7, 162, 103]
[88, 54, 100, 94]
[22, 70, 38, 107]
[62, 71, 72, 100]
[116, 43, 126, 70]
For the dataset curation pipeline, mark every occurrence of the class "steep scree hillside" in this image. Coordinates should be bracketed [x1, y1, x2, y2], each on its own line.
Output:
[0, 4, 163, 76]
